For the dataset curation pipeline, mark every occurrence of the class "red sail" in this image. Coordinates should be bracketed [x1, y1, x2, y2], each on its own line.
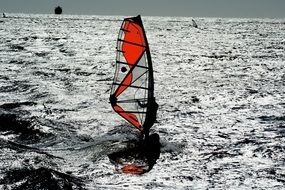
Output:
[114, 20, 146, 97]
[110, 15, 153, 132]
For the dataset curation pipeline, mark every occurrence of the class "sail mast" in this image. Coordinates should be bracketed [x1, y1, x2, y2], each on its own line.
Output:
[134, 15, 154, 100]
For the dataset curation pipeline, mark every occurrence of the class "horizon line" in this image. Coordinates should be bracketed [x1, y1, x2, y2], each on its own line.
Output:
[2, 12, 285, 20]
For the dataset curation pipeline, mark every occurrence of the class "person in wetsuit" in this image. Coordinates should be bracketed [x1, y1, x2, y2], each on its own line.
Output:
[140, 97, 160, 170]
[108, 132, 160, 173]
[142, 132, 160, 171]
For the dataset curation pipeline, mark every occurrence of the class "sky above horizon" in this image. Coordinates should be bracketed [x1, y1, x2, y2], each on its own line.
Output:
[1, 0, 285, 18]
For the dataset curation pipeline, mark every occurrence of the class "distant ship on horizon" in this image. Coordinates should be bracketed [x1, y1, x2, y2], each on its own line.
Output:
[54, 6, 62, 15]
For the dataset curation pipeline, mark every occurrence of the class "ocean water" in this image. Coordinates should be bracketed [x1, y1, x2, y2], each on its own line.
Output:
[0, 14, 285, 189]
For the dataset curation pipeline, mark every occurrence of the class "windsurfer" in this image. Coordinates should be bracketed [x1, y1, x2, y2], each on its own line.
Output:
[142, 132, 160, 170]
[108, 15, 160, 174]
[108, 132, 160, 174]
[192, 19, 198, 28]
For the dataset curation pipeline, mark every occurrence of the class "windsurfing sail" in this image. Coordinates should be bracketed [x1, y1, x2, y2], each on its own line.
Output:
[192, 19, 198, 28]
[110, 15, 155, 132]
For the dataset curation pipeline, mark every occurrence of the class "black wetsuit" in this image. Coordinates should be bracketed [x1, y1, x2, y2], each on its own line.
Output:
[142, 98, 160, 170]
[142, 133, 160, 170]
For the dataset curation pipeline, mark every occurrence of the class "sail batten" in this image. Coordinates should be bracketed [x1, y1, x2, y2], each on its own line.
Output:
[118, 39, 147, 48]
[116, 50, 125, 53]
[116, 61, 149, 69]
[117, 111, 147, 114]
[120, 28, 131, 32]
[112, 83, 149, 90]
[116, 98, 148, 103]
[110, 15, 154, 132]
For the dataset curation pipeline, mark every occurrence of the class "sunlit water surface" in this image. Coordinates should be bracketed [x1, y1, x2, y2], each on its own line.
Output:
[0, 14, 285, 189]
